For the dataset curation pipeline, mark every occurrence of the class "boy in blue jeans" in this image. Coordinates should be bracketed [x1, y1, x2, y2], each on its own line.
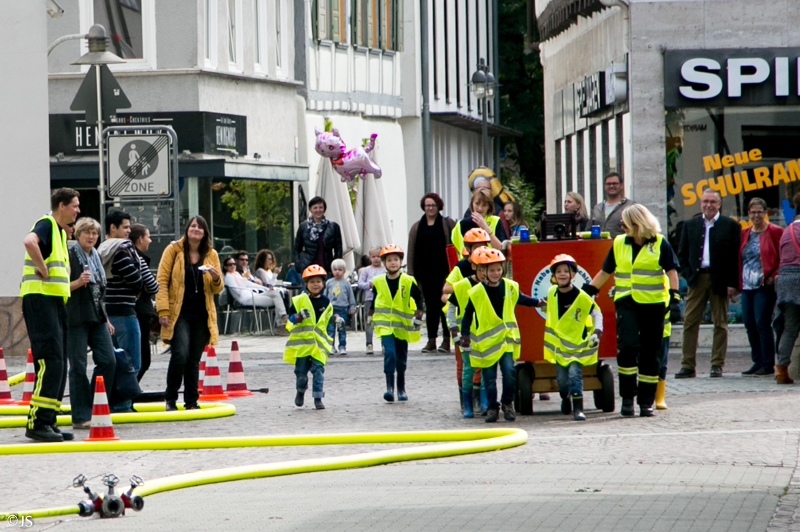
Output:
[543, 254, 603, 421]
[370, 244, 423, 402]
[325, 258, 356, 355]
[285, 265, 335, 410]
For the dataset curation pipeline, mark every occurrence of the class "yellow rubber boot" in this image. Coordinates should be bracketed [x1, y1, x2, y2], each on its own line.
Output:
[655, 378, 667, 410]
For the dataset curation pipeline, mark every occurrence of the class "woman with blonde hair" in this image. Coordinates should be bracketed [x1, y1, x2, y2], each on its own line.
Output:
[451, 188, 507, 253]
[564, 192, 590, 232]
[582, 204, 680, 418]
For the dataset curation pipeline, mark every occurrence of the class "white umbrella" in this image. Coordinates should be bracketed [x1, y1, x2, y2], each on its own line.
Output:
[315, 158, 361, 272]
[354, 170, 394, 259]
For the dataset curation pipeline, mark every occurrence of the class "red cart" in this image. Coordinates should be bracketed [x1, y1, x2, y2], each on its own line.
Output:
[507, 239, 617, 415]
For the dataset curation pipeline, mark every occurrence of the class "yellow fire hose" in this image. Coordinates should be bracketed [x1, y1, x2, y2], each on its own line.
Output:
[0, 403, 236, 428]
[8, 372, 24, 386]
[0, 428, 527, 521]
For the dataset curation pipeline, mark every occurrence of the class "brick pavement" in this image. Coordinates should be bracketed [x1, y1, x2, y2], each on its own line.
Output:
[1, 331, 800, 530]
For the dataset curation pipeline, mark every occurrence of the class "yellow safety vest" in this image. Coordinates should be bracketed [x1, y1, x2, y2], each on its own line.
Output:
[20, 215, 70, 301]
[613, 234, 668, 304]
[446, 264, 465, 287]
[467, 279, 521, 368]
[448, 276, 477, 328]
[543, 285, 597, 366]
[450, 215, 500, 255]
[373, 273, 420, 342]
[284, 294, 333, 365]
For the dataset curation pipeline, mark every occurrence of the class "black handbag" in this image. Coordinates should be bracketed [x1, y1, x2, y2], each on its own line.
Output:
[108, 337, 142, 405]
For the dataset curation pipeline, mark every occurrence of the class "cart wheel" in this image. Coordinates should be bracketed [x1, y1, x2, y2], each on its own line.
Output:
[593, 363, 615, 412]
[515, 363, 534, 416]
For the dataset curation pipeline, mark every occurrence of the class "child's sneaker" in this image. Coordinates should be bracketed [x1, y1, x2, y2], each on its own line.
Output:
[339, 349, 347, 356]
[485, 408, 499, 423]
[501, 403, 516, 421]
[366, 344, 374, 354]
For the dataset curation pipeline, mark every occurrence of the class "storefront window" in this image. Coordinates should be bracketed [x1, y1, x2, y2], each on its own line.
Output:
[666, 106, 800, 322]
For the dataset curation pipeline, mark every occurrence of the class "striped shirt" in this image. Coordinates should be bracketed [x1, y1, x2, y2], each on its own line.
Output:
[105, 242, 158, 316]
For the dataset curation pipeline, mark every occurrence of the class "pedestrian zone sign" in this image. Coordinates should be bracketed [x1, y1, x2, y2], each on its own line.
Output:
[107, 134, 171, 197]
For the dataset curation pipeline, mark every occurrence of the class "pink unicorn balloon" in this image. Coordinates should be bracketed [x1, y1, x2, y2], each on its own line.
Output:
[314, 127, 382, 186]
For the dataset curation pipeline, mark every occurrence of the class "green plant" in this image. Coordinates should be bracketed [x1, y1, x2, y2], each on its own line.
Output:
[219, 180, 292, 232]
[504, 175, 544, 225]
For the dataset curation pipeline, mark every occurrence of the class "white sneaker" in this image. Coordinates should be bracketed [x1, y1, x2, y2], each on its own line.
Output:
[339, 349, 347, 356]
[366, 344, 374, 354]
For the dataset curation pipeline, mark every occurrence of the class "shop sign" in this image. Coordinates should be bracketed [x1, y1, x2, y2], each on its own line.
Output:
[665, 48, 800, 108]
[679, 147, 800, 206]
[49, 111, 247, 157]
[577, 73, 604, 117]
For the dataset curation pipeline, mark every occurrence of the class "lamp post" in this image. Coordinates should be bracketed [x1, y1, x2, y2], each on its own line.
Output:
[70, 25, 124, 237]
[470, 58, 496, 167]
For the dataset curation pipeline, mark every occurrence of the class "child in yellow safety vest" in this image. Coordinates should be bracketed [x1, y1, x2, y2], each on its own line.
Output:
[446, 246, 489, 418]
[285, 265, 337, 410]
[543, 254, 604, 421]
[369, 244, 424, 402]
[442, 228, 492, 410]
[460, 247, 543, 423]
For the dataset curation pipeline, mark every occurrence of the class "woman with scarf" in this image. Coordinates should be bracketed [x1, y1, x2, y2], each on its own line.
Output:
[66, 217, 116, 430]
[407, 192, 456, 353]
[293, 196, 343, 276]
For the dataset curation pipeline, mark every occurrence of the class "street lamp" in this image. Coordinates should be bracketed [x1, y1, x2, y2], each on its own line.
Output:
[71, 25, 124, 237]
[471, 58, 496, 166]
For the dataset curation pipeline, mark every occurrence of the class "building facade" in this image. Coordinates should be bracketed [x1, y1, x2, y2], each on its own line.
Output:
[535, 0, 800, 248]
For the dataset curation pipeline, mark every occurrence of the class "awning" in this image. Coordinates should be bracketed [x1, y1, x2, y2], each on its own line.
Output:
[430, 112, 523, 138]
[50, 157, 309, 182]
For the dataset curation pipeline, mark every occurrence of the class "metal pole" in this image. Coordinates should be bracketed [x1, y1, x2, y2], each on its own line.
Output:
[420, 0, 432, 193]
[96, 65, 106, 240]
[492, 0, 500, 176]
[482, 98, 489, 166]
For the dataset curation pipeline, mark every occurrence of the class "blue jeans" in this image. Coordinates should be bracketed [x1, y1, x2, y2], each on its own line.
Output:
[295, 356, 325, 398]
[326, 307, 348, 350]
[382, 334, 408, 376]
[108, 315, 141, 411]
[482, 352, 515, 409]
[741, 286, 777, 370]
[364, 299, 375, 345]
[67, 321, 117, 424]
[556, 361, 583, 398]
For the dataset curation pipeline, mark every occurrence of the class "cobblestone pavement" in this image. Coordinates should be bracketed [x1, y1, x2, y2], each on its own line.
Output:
[2, 331, 800, 531]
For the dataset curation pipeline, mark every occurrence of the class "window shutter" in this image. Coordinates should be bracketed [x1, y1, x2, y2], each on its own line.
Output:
[317, 0, 328, 40]
[331, 0, 341, 42]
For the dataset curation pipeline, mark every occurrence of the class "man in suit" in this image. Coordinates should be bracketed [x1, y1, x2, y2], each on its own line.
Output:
[676, 188, 741, 378]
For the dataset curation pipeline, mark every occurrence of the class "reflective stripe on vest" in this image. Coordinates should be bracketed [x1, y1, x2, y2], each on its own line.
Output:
[20, 215, 70, 301]
[542, 285, 598, 366]
[283, 294, 333, 365]
[451, 277, 474, 327]
[373, 273, 420, 342]
[468, 278, 520, 368]
[613, 234, 668, 304]
[450, 216, 500, 255]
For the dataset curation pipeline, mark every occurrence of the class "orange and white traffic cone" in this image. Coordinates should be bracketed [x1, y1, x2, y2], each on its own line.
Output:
[225, 341, 252, 397]
[0, 348, 15, 404]
[198, 345, 209, 394]
[84, 376, 120, 442]
[17, 349, 34, 406]
[198, 347, 228, 401]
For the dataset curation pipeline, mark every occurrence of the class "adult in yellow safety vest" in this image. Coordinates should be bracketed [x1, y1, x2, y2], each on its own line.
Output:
[460, 247, 542, 423]
[445, 248, 488, 418]
[370, 244, 424, 403]
[583, 204, 680, 418]
[543, 254, 604, 421]
[285, 264, 334, 410]
[20, 188, 81, 442]
[451, 188, 507, 254]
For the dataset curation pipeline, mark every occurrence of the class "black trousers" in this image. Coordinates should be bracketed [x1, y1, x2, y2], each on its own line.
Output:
[23, 294, 68, 429]
[419, 278, 448, 341]
[137, 313, 152, 382]
[165, 316, 210, 406]
[615, 300, 665, 406]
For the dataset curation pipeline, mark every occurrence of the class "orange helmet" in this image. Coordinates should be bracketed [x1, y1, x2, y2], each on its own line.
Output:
[472, 247, 506, 265]
[461, 247, 470, 257]
[550, 254, 577, 274]
[302, 264, 327, 279]
[380, 244, 404, 260]
[463, 228, 491, 244]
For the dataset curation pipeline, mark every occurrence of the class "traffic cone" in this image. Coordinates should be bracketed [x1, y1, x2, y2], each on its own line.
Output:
[198, 346, 209, 393]
[84, 376, 120, 442]
[0, 348, 15, 404]
[225, 341, 252, 396]
[17, 349, 34, 406]
[198, 347, 228, 401]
